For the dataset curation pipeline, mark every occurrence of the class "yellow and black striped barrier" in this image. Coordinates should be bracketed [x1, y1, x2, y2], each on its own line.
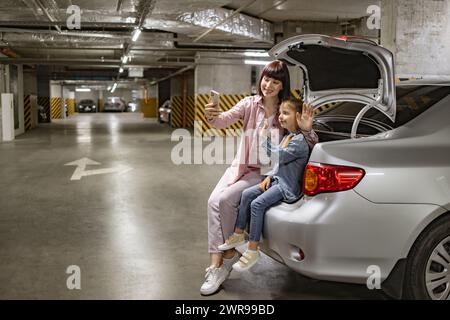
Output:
[66, 98, 75, 115]
[24, 95, 32, 131]
[291, 88, 302, 100]
[195, 94, 247, 137]
[50, 97, 62, 119]
[171, 96, 196, 128]
[315, 102, 338, 115]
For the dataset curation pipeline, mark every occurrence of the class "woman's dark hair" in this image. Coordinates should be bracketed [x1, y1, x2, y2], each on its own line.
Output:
[257, 60, 291, 101]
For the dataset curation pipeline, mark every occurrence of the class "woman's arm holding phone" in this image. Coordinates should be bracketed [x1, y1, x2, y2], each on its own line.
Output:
[205, 93, 248, 129]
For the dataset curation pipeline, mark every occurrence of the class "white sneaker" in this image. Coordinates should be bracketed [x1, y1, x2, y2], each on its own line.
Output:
[200, 265, 229, 296]
[232, 249, 260, 272]
[222, 251, 241, 272]
[218, 233, 246, 251]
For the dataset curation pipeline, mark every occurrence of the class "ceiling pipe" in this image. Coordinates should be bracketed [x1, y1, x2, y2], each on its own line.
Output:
[174, 41, 271, 51]
[0, 27, 130, 39]
[31, 0, 62, 33]
[136, 0, 156, 29]
[192, 0, 257, 43]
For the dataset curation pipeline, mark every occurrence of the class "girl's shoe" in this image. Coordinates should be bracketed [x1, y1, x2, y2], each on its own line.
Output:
[218, 233, 246, 251]
[232, 249, 260, 272]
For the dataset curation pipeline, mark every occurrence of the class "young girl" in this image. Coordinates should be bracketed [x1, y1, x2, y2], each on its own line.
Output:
[201, 60, 318, 296]
[218, 99, 313, 271]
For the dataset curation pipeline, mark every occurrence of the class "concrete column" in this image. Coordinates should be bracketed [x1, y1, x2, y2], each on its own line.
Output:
[1, 93, 14, 141]
[68, 90, 75, 115]
[142, 85, 157, 118]
[171, 76, 181, 96]
[15, 65, 24, 134]
[37, 66, 50, 123]
[194, 54, 252, 135]
[288, 66, 304, 94]
[23, 68, 38, 131]
[98, 89, 104, 112]
[60, 85, 65, 119]
[4, 65, 10, 93]
[50, 82, 63, 120]
[63, 87, 75, 116]
[381, 0, 450, 78]
[0, 65, 5, 140]
[195, 55, 252, 95]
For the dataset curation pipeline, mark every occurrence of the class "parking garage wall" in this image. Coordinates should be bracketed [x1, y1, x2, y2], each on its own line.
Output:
[382, 0, 450, 77]
[281, 21, 341, 40]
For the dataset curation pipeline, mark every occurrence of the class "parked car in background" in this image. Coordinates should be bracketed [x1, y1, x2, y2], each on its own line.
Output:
[262, 34, 450, 300]
[104, 97, 126, 112]
[76, 99, 97, 113]
[158, 100, 172, 124]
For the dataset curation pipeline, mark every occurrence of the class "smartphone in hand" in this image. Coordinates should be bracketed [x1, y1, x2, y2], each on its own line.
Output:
[210, 90, 220, 109]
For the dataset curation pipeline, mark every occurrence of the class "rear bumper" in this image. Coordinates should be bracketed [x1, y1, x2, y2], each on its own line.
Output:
[77, 106, 96, 112]
[104, 106, 124, 111]
[261, 190, 441, 284]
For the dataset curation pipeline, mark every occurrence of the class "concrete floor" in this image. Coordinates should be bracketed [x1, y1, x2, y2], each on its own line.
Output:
[0, 113, 387, 299]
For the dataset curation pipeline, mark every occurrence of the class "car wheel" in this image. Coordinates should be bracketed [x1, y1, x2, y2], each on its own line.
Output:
[404, 214, 450, 300]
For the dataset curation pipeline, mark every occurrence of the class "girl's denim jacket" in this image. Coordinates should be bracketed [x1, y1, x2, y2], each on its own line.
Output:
[261, 131, 310, 201]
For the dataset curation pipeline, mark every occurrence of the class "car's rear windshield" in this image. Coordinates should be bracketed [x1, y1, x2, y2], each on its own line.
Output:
[320, 85, 450, 128]
[80, 99, 93, 104]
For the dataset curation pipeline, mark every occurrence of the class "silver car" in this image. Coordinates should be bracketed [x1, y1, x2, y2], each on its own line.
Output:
[104, 97, 126, 112]
[262, 34, 450, 300]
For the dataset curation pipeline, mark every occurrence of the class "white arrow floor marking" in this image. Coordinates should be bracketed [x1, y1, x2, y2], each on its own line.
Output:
[65, 157, 132, 180]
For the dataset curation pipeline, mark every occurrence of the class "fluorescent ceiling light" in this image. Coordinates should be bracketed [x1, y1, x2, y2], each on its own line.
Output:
[244, 51, 269, 57]
[121, 55, 128, 64]
[131, 28, 142, 42]
[75, 88, 91, 92]
[244, 59, 270, 65]
[119, 67, 124, 73]
[111, 83, 118, 93]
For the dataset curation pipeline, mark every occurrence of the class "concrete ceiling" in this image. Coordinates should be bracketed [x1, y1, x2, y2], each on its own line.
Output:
[227, 0, 380, 22]
[0, 0, 378, 84]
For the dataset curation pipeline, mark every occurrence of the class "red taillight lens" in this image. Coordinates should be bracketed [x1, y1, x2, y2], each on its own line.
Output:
[303, 163, 365, 196]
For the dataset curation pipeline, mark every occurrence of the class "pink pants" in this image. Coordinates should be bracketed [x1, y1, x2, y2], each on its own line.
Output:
[208, 167, 261, 253]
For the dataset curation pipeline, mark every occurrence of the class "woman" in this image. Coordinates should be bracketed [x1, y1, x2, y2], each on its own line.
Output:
[200, 60, 318, 295]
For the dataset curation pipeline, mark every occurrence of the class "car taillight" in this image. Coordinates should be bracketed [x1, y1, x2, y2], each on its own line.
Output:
[303, 163, 365, 196]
